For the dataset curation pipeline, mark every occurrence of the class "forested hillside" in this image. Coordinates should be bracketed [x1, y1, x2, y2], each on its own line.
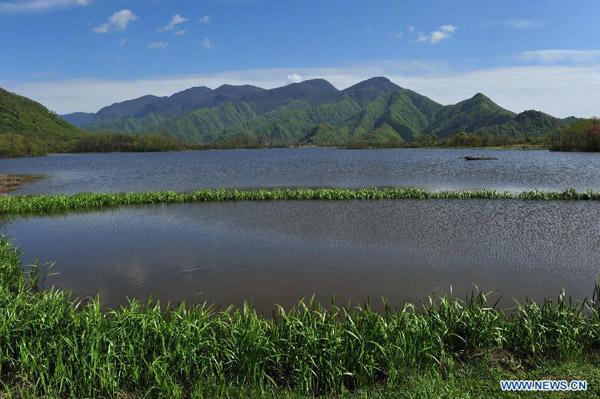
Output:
[0, 87, 86, 157]
[61, 77, 566, 146]
[0, 88, 187, 158]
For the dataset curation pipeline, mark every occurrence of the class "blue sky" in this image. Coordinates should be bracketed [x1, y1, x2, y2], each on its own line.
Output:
[1, 0, 599, 117]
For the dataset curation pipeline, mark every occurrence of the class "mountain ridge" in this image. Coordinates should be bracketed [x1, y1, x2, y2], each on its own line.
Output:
[59, 77, 567, 145]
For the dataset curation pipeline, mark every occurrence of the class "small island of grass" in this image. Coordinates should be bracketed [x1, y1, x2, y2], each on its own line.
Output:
[0, 174, 43, 193]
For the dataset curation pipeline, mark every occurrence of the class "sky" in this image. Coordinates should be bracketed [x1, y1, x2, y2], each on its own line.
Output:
[0, 0, 599, 117]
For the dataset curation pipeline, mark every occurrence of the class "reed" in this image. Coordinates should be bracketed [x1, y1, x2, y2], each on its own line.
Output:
[1, 236, 600, 397]
[1, 187, 600, 216]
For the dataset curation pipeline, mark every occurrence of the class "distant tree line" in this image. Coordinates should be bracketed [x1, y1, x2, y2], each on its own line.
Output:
[343, 131, 547, 149]
[72, 133, 185, 153]
[0, 131, 83, 158]
[2, 123, 583, 159]
[0, 133, 190, 158]
[549, 118, 600, 151]
[0, 134, 48, 158]
[193, 134, 269, 150]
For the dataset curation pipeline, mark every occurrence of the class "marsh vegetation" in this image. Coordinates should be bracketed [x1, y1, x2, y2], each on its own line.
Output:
[1, 236, 600, 397]
[1, 187, 599, 216]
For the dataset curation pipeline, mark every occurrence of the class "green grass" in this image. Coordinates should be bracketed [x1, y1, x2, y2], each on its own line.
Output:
[1, 187, 600, 216]
[1, 236, 600, 397]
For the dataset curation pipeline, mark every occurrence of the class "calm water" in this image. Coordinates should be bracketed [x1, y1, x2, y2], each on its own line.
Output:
[2, 148, 600, 194]
[2, 200, 599, 311]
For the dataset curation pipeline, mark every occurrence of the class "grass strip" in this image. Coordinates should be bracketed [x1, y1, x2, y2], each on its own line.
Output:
[1, 236, 600, 397]
[1, 187, 599, 216]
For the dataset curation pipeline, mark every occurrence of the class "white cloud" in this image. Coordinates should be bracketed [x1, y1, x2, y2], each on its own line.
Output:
[287, 74, 302, 84]
[199, 15, 210, 24]
[406, 25, 415, 33]
[147, 41, 168, 50]
[0, 0, 90, 14]
[119, 38, 129, 46]
[415, 25, 457, 44]
[415, 32, 429, 42]
[6, 60, 600, 117]
[439, 25, 456, 33]
[94, 9, 137, 33]
[158, 14, 188, 31]
[430, 25, 456, 44]
[391, 31, 402, 39]
[486, 19, 545, 29]
[175, 30, 186, 36]
[201, 38, 213, 49]
[430, 31, 450, 44]
[517, 49, 600, 64]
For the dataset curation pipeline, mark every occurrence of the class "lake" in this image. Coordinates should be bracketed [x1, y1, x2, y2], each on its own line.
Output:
[2, 199, 599, 312]
[2, 148, 600, 312]
[2, 148, 600, 194]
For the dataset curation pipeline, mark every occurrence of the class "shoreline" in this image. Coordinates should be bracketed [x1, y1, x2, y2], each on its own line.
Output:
[0, 236, 599, 397]
[0, 145, 551, 160]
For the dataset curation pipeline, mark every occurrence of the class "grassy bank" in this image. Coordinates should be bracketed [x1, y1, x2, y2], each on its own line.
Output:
[1, 236, 600, 397]
[1, 187, 600, 216]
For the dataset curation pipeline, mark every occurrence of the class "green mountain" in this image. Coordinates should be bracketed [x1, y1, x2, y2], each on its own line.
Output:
[66, 84, 266, 126]
[342, 89, 443, 142]
[152, 102, 257, 143]
[477, 110, 566, 138]
[563, 116, 580, 125]
[239, 79, 340, 113]
[60, 77, 567, 146]
[341, 76, 403, 106]
[60, 112, 95, 127]
[0, 87, 86, 157]
[93, 94, 163, 122]
[426, 93, 515, 137]
[84, 113, 166, 134]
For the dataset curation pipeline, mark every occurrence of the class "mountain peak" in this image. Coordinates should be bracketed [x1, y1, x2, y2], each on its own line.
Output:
[454, 93, 512, 116]
[514, 109, 561, 123]
[174, 86, 212, 96]
[471, 92, 489, 101]
[345, 77, 401, 91]
[237, 78, 339, 114]
[292, 79, 338, 90]
[369, 76, 391, 82]
[341, 76, 402, 106]
[213, 84, 266, 95]
[215, 83, 263, 90]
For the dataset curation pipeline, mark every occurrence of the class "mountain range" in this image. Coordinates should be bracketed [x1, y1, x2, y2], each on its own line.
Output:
[60, 77, 569, 146]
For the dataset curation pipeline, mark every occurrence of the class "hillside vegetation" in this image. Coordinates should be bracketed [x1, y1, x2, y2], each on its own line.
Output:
[0, 77, 572, 157]
[65, 77, 567, 147]
[550, 118, 600, 151]
[0, 88, 191, 158]
[0, 87, 86, 157]
[2, 236, 600, 397]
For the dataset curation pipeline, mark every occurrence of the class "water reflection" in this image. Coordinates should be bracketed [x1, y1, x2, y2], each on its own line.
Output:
[2, 200, 599, 312]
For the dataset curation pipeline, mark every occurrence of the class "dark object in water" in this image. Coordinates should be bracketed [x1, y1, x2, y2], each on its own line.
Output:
[462, 156, 498, 161]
